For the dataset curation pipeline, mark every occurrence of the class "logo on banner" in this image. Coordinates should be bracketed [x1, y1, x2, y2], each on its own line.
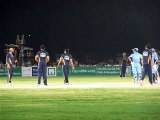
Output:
[47, 67, 56, 76]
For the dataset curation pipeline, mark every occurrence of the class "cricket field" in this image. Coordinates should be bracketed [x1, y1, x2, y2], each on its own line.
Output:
[0, 76, 160, 120]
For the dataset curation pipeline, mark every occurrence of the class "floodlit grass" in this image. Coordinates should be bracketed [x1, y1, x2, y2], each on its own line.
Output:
[0, 76, 160, 120]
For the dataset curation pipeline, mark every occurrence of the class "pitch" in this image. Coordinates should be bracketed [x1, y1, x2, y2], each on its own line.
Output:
[0, 76, 160, 120]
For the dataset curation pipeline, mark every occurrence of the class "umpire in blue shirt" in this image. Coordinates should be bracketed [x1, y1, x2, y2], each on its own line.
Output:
[57, 49, 74, 85]
[35, 45, 50, 86]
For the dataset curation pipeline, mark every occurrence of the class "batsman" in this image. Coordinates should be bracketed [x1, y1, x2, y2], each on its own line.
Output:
[35, 45, 50, 86]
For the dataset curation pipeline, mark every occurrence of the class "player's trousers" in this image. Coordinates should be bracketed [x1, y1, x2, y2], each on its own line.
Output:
[37, 62, 47, 85]
[158, 65, 160, 74]
[7, 65, 13, 83]
[152, 65, 158, 83]
[120, 65, 126, 77]
[63, 65, 70, 83]
[141, 64, 152, 84]
[131, 63, 142, 80]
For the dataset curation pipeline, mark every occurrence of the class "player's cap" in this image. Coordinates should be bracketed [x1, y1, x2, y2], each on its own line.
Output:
[132, 48, 138, 52]
[151, 48, 155, 52]
[40, 45, 45, 50]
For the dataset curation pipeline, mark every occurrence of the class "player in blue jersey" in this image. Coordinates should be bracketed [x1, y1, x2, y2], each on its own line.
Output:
[6, 48, 15, 85]
[57, 49, 74, 85]
[35, 45, 50, 86]
[140, 44, 152, 86]
[151, 48, 159, 84]
[128, 48, 143, 83]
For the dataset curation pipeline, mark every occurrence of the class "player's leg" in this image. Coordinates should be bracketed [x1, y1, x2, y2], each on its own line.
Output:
[137, 64, 142, 82]
[37, 63, 42, 85]
[120, 65, 123, 77]
[147, 64, 153, 85]
[140, 64, 147, 86]
[10, 67, 13, 83]
[152, 65, 156, 84]
[132, 64, 137, 83]
[7, 67, 11, 84]
[65, 66, 70, 84]
[141, 64, 147, 80]
[63, 66, 68, 84]
[123, 65, 126, 77]
[43, 64, 47, 85]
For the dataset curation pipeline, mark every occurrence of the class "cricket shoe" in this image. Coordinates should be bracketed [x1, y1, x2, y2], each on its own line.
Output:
[64, 83, 69, 85]
[140, 80, 144, 86]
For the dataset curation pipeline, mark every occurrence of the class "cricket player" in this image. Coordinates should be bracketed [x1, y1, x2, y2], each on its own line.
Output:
[6, 48, 15, 85]
[128, 48, 142, 83]
[35, 45, 49, 86]
[151, 48, 158, 84]
[57, 49, 74, 85]
[120, 53, 128, 78]
[140, 44, 152, 86]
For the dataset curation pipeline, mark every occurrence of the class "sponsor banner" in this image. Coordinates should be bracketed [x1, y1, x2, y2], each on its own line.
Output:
[0, 67, 21, 76]
[32, 67, 38, 76]
[96, 66, 120, 75]
[0, 68, 7, 76]
[22, 67, 32, 76]
[56, 66, 131, 76]
[47, 67, 56, 76]
[0, 66, 131, 76]
[13, 67, 22, 76]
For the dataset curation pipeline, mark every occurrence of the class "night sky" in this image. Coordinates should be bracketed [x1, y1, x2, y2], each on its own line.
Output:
[0, 0, 160, 63]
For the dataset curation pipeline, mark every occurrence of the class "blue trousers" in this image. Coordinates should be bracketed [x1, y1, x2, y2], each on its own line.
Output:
[120, 65, 126, 77]
[141, 64, 152, 84]
[37, 63, 47, 85]
[131, 63, 142, 81]
[63, 65, 70, 83]
[7, 65, 13, 83]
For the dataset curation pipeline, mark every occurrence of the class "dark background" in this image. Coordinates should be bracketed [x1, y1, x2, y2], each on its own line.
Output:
[0, 0, 160, 64]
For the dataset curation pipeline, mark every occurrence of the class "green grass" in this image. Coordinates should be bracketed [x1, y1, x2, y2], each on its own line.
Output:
[0, 76, 160, 120]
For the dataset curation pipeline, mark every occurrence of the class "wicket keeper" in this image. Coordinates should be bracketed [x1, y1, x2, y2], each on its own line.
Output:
[57, 49, 74, 85]
[6, 48, 15, 85]
[35, 45, 49, 86]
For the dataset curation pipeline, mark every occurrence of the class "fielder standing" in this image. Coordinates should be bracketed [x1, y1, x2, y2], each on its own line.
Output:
[151, 48, 158, 84]
[120, 53, 128, 78]
[6, 48, 15, 85]
[140, 44, 152, 86]
[57, 49, 74, 85]
[35, 45, 50, 86]
[128, 48, 142, 83]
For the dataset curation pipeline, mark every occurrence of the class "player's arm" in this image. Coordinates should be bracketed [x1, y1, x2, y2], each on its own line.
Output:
[46, 56, 50, 63]
[6, 55, 11, 69]
[128, 57, 132, 63]
[70, 58, 74, 72]
[148, 54, 152, 64]
[35, 55, 39, 62]
[57, 57, 63, 66]
[128, 55, 133, 65]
